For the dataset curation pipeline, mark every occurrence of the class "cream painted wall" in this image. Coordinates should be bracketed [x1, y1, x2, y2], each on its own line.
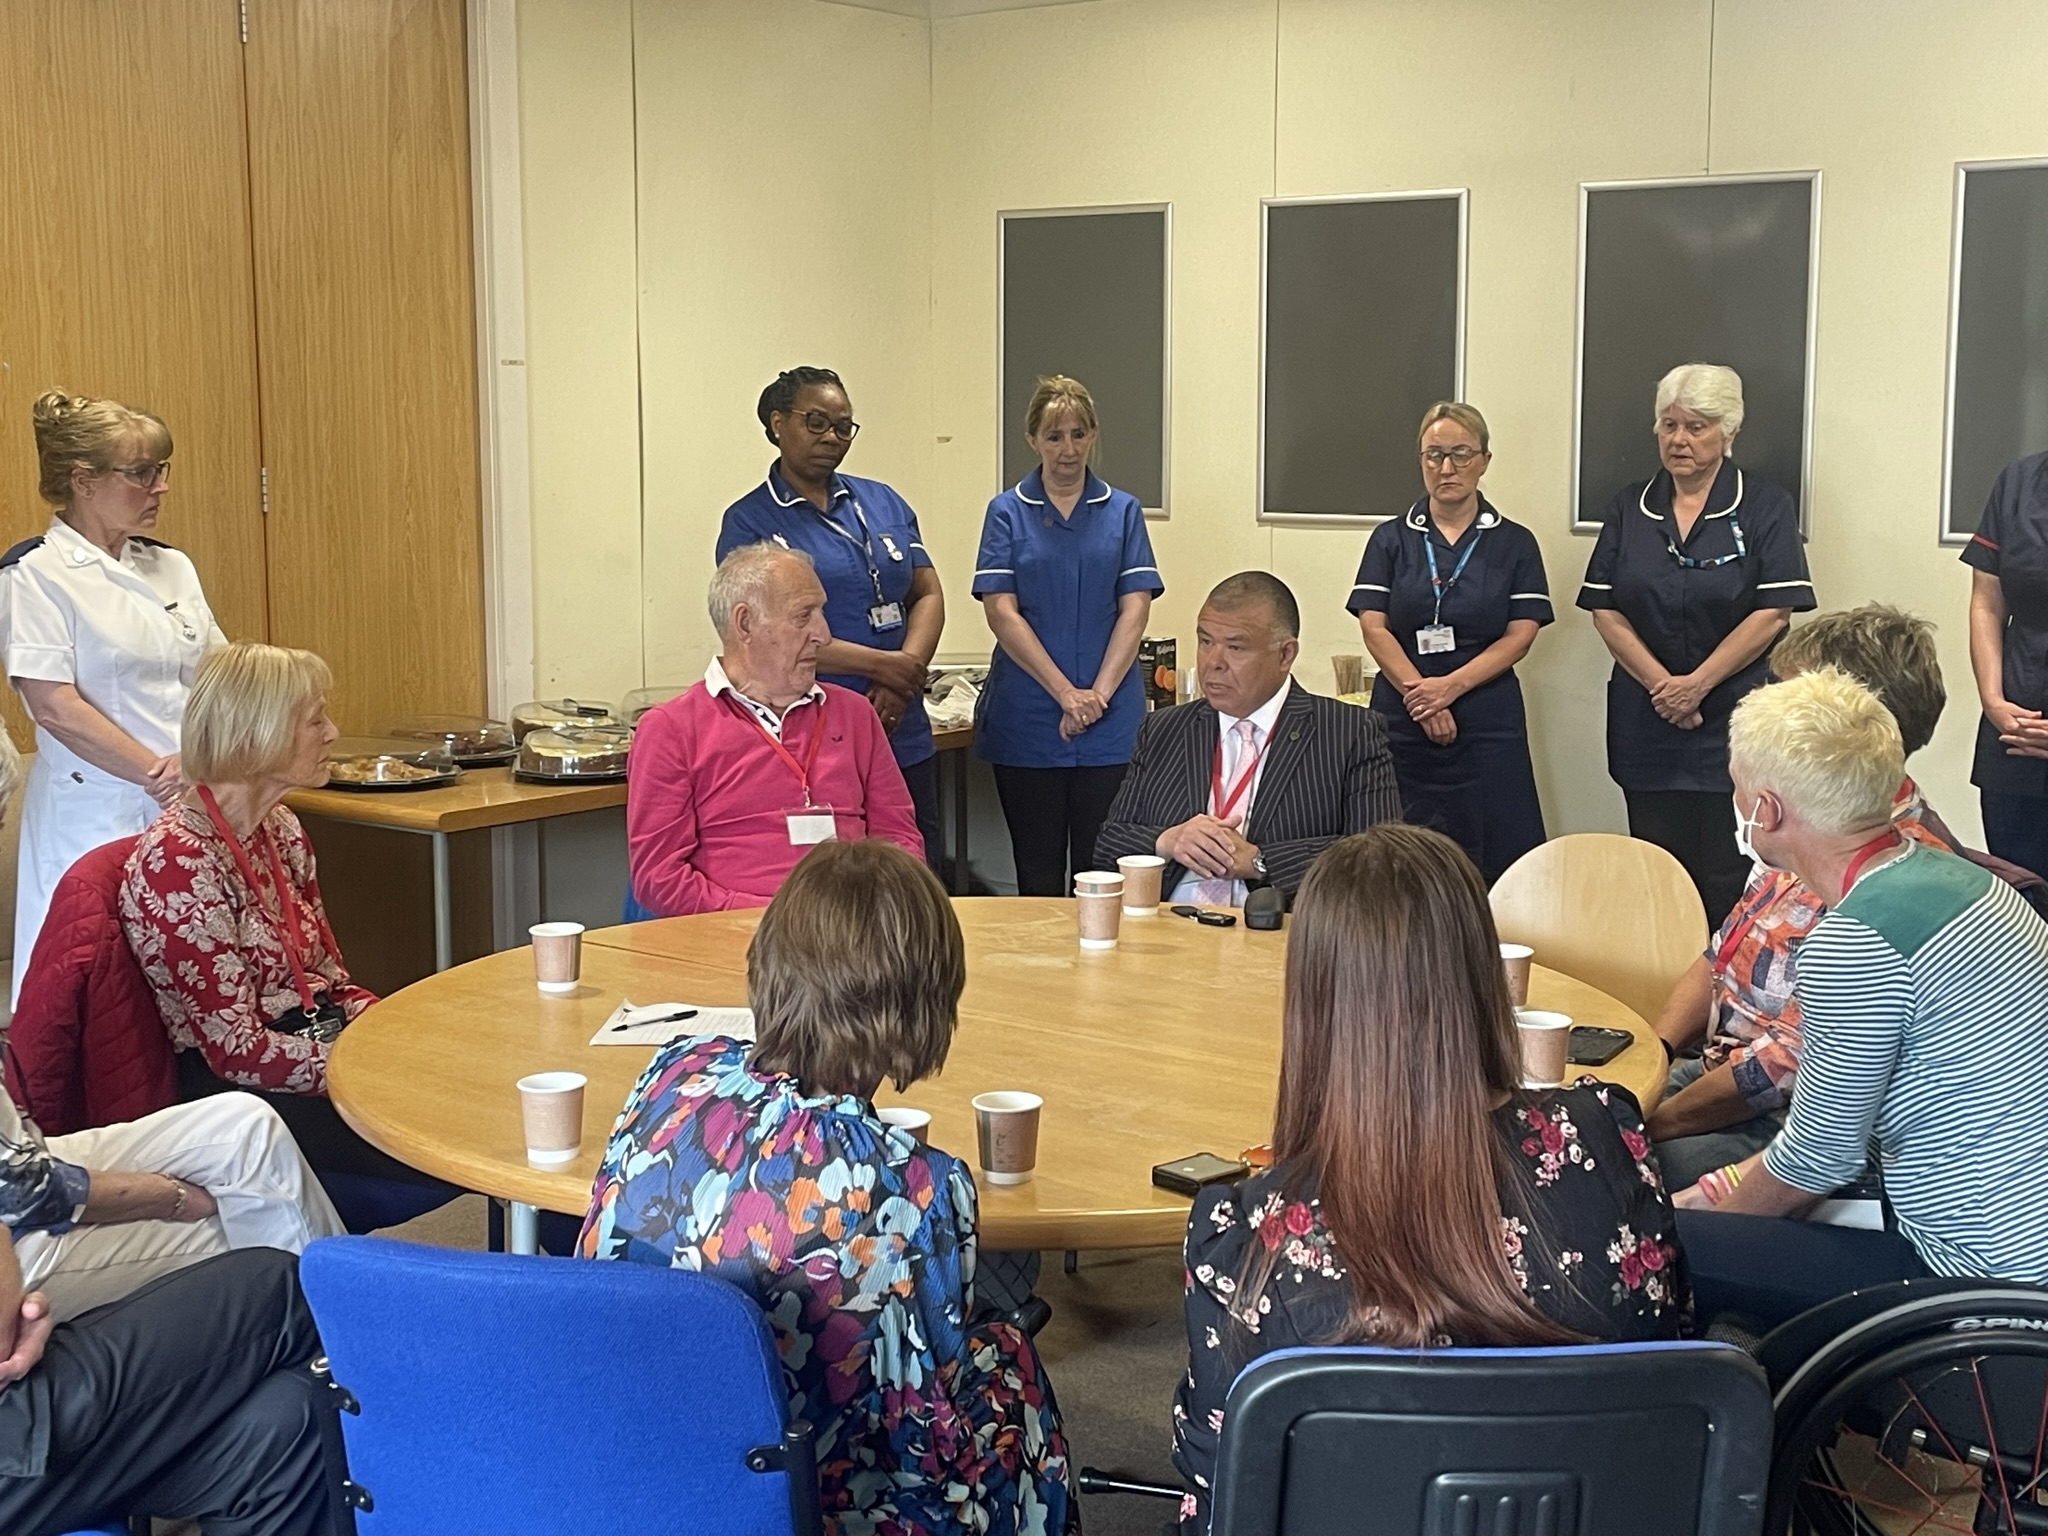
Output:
[518, 0, 644, 699]
[514, 0, 2048, 844]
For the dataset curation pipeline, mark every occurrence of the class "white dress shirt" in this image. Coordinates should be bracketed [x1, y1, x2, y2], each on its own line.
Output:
[1172, 676, 1292, 907]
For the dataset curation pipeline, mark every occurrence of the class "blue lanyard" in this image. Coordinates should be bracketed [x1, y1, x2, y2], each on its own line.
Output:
[1422, 524, 1484, 627]
[815, 492, 887, 605]
[1665, 509, 1748, 570]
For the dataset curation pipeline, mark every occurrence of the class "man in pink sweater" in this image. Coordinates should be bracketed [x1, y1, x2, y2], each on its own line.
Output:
[628, 542, 923, 914]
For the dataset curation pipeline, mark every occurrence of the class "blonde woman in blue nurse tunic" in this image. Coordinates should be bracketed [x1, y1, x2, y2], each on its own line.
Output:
[3, 392, 224, 1002]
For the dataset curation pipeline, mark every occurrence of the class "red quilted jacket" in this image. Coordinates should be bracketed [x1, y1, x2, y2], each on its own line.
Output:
[4, 835, 175, 1135]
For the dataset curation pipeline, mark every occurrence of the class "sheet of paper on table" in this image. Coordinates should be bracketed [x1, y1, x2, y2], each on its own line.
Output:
[590, 998, 757, 1048]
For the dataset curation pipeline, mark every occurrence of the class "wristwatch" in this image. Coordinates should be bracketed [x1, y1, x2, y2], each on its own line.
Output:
[1251, 852, 1268, 881]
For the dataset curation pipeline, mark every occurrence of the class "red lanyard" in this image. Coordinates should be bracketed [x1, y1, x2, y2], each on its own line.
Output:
[197, 786, 325, 1016]
[1210, 727, 1263, 821]
[1711, 830, 1903, 976]
[1841, 830, 1905, 892]
[724, 692, 826, 806]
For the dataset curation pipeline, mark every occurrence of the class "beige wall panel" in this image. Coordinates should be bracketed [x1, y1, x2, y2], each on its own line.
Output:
[632, 0, 933, 689]
[930, 0, 1279, 667]
[1272, 0, 1714, 837]
[0, 0, 268, 709]
[246, 0, 485, 733]
[516, 0, 644, 701]
[1709, 0, 2048, 846]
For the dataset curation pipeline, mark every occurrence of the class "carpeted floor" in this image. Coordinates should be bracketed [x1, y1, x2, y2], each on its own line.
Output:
[381, 1195, 1191, 1535]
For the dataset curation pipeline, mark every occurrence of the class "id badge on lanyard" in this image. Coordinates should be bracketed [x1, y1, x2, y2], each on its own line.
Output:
[1418, 525, 1482, 656]
[828, 497, 906, 634]
[726, 695, 839, 846]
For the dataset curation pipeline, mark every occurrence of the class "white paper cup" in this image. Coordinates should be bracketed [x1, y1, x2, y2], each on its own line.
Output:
[1075, 883, 1123, 948]
[1515, 1010, 1572, 1089]
[878, 1106, 931, 1144]
[973, 1091, 1042, 1184]
[530, 922, 586, 994]
[1117, 855, 1166, 914]
[1500, 943, 1535, 1007]
[518, 1071, 587, 1165]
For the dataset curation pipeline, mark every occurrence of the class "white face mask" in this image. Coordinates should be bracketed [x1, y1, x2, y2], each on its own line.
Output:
[1732, 793, 1768, 871]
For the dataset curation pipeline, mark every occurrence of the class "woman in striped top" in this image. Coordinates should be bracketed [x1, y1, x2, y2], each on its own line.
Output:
[1673, 668, 2048, 1329]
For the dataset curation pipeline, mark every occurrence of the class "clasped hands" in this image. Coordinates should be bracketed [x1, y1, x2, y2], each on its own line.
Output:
[1398, 675, 1462, 745]
[866, 652, 931, 735]
[1991, 700, 2048, 761]
[1648, 673, 1708, 731]
[1157, 812, 1259, 881]
[1057, 686, 1109, 742]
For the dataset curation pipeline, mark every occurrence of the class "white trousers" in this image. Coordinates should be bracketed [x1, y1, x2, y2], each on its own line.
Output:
[14, 1092, 347, 1321]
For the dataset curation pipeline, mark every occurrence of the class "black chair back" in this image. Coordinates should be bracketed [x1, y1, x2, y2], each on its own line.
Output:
[1209, 1341, 1772, 1536]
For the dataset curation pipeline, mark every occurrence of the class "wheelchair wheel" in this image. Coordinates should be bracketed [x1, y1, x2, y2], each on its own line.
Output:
[1769, 1286, 2048, 1535]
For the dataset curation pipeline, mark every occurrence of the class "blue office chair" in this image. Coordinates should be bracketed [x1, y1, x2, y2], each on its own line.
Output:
[299, 1236, 821, 1535]
[1085, 1340, 1772, 1536]
[622, 886, 656, 923]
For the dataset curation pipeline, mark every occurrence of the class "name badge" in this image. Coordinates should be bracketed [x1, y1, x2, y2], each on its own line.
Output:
[786, 808, 837, 846]
[868, 602, 905, 632]
[1416, 624, 1456, 655]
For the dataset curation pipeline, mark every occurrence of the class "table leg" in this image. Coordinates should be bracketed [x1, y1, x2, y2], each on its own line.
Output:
[509, 1200, 539, 1255]
[431, 830, 453, 973]
[950, 748, 970, 896]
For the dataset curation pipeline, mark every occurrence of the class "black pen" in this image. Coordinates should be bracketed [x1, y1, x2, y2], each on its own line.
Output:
[609, 1008, 698, 1033]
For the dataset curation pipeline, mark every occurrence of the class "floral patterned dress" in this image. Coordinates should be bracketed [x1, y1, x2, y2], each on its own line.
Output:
[579, 1036, 1078, 1536]
[1171, 1081, 1687, 1534]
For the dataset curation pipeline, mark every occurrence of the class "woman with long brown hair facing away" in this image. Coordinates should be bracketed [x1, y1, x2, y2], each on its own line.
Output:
[1171, 824, 1687, 1532]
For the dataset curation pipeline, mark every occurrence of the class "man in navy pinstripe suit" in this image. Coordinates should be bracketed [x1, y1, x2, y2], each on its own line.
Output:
[1094, 573, 1401, 906]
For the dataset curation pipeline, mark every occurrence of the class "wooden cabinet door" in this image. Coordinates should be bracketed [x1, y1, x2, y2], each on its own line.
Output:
[0, 0, 269, 668]
[243, 0, 484, 733]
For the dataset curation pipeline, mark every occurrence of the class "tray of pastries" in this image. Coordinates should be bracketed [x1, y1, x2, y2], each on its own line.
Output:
[515, 725, 632, 783]
[322, 738, 462, 793]
[378, 713, 516, 766]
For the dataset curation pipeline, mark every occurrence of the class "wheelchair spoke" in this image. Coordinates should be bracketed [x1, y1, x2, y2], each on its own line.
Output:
[1970, 1356, 2026, 1536]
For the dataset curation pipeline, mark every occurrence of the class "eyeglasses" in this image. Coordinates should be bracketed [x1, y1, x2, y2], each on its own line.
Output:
[780, 409, 859, 442]
[109, 460, 172, 488]
[1421, 446, 1483, 468]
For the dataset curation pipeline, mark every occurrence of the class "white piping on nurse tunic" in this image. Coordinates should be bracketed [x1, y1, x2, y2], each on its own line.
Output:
[1, 517, 225, 1005]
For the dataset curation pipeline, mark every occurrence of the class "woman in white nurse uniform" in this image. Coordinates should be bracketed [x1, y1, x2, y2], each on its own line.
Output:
[2, 391, 224, 1003]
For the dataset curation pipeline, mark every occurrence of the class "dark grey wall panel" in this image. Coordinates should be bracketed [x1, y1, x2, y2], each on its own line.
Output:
[1260, 193, 1464, 522]
[1000, 207, 1168, 509]
[1945, 161, 2048, 543]
[1575, 176, 1817, 532]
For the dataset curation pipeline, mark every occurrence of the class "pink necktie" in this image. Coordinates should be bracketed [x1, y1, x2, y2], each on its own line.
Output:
[1189, 719, 1258, 906]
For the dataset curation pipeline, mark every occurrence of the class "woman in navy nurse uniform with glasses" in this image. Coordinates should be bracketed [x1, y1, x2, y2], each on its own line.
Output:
[1962, 450, 2048, 877]
[1578, 363, 1815, 926]
[717, 366, 947, 869]
[972, 375, 1163, 896]
[1351, 402, 1552, 884]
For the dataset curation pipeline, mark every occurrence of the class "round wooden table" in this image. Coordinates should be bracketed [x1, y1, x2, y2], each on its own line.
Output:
[328, 898, 1666, 1252]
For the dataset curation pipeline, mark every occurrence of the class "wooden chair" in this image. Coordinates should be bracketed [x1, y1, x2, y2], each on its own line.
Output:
[1489, 833, 1708, 1026]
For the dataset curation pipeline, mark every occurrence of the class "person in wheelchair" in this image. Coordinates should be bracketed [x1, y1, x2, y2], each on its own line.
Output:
[1674, 667, 2048, 1328]
[1173, 824, 1687, 1534]
[1648, 605, 2046, 1189]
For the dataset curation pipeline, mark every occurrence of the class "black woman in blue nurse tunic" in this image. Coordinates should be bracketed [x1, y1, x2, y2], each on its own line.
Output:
[1578, 364, 1814, 927]
[1351, 403, 1552, 883]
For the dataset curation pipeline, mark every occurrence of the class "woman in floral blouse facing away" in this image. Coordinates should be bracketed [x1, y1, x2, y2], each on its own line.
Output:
[119, 641, 442, 1192]
[580, 837, 1077, 1536]
[1172, 824, 1687, 1533]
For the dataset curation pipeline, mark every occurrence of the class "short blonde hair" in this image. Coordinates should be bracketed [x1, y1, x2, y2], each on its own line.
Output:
[32, 390, 172, 508]
[182, 642, 333, 785]
[1653, 364, 1745, 441]
[748, 839, 963, 1097]
[1416, 400, 1490, 454]
[1729, 667, 1902, 836]
[1023, 375, 1098, 440]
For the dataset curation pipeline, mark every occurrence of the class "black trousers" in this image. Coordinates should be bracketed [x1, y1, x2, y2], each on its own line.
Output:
[0, 1248, 347, 1536]
[178, 1047, 448, 1189]
[1624, 789, 1752, 929]
[990, 764, 1128, 897]
[900, 754, 944, 878]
